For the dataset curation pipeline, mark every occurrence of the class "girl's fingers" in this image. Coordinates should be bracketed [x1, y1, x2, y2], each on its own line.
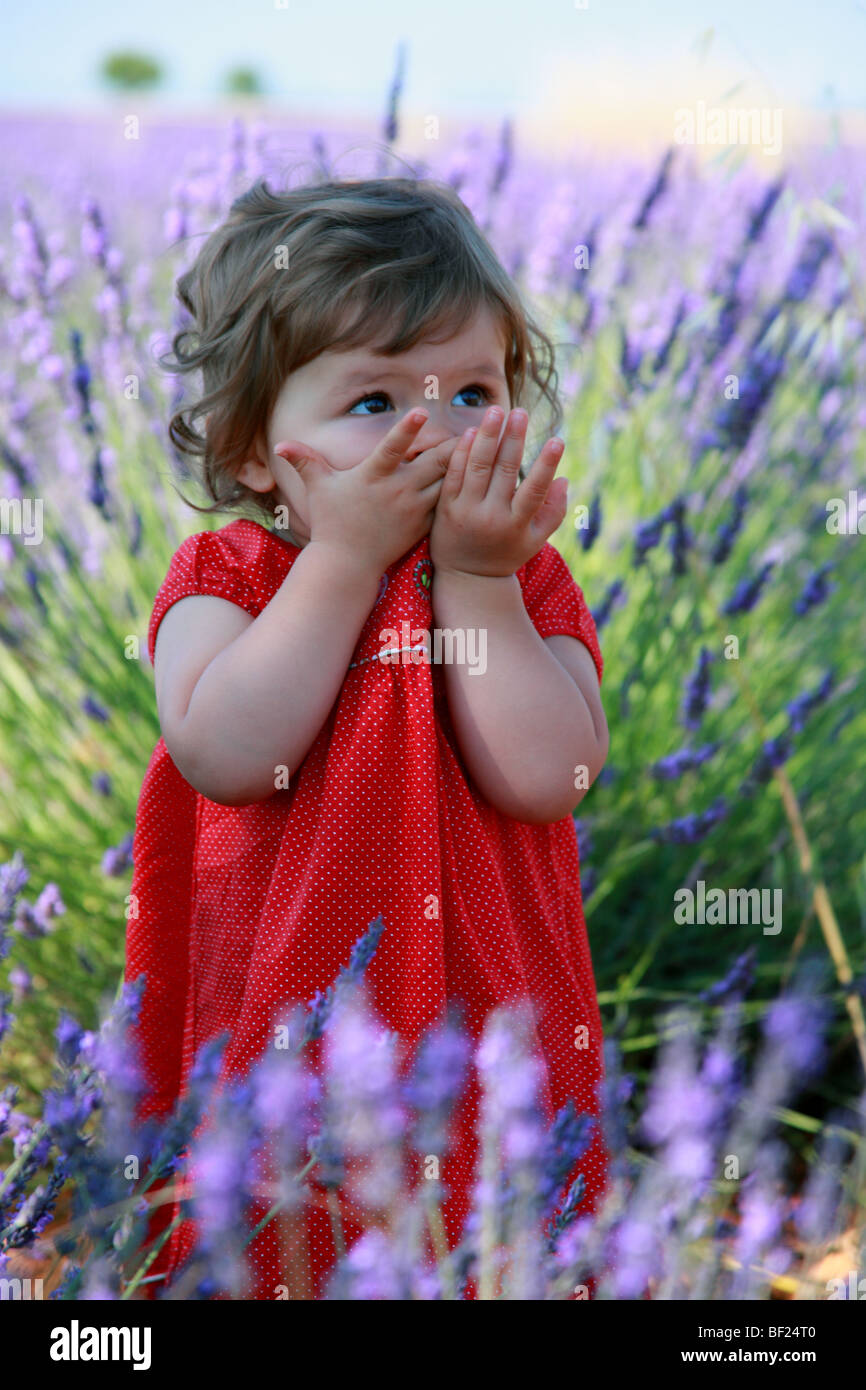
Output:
[510, 437, 565, 525]
[411, 434, 462, 490]
[486, 409, 528, 505]
[439, 426, 476, 502]
[365, 408, 430, 476]
[272, 440, 329, 479]
[461, 406, 505, 503]
[531, 474, 570, 539]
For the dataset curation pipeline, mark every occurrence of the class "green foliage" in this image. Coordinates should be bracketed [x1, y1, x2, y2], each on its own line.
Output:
[224, 68, 264, 97]
[100, 52, 162, 92]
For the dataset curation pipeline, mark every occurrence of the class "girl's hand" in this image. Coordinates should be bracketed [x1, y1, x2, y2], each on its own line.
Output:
[274, 410, 458, 576]
[429, 406, 569, 578]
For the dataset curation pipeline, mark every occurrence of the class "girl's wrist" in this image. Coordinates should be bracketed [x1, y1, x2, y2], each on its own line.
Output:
[431, 567, 521, 620]
[433, 564, 519, 585]
[302, 540, 384, 594]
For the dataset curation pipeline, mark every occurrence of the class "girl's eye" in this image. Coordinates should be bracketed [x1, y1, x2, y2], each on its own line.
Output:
[346, 384, 493, 415]
[453, 384, 491, 407]
[347, 392, 391, 416]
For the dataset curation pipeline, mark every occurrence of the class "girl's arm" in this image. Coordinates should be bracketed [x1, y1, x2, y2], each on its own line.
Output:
[154, 411, 456, 806]
[153, 542, 382, 805]
[431, 568, 609, 824]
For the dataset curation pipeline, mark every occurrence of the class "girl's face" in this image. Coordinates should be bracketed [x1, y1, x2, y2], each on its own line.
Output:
[237, 304, 513, 546]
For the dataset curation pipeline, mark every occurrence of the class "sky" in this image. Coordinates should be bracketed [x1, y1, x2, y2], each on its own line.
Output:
[1, 0, 864, 153]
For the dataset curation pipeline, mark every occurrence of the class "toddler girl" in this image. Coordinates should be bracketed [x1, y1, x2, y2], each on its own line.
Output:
[125, 174, 610, 1299]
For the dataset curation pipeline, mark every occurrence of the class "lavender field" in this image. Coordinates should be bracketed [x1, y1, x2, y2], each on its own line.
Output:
[0, 100, 865, 1299]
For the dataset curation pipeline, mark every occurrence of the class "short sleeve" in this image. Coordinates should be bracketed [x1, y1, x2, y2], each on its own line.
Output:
[146, 526, 263, 665]
[517, 542, 603, 683]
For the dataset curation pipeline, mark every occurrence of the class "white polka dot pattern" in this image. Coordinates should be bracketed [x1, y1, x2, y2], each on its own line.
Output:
[125, 519, 609, 1299]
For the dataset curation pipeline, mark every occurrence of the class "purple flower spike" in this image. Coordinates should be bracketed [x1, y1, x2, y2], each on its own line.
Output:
[651, 741, 719, 781]
[591, 579, 625, 630]
[681, 647, 714, 731]
[651, 796, 728, 845]
[406, 1010, 471, 1157]
[722, 560, 775, 615]
[793, 564, 836, 616]
[710, 485, 748, 565]
[787, 670, 833, 732]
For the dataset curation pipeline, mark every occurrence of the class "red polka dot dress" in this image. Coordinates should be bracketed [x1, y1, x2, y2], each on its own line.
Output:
[125, 517, 608, 1299]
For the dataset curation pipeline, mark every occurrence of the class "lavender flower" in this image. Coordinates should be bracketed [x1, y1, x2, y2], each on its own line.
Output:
[3, 1160, 67, 1249]
[783, 231, 833, 303]
[11, 195, 49, 298]
[710, 485, 748, 565]
[632, 147, 674, 232]
[653, 295, 688, 374]
[101, 831, 134, 876]
[793, 1111, 851, 1246]
[545, 1173, 587, 1250]
[730, 1145, 789, 1298]
[722, 560, 775, 615]
[664, 496, 691, 575]
[405, 1009, 471, 1157]
[144, 1031, 231, 1180]
[81, 693, 109, 722]
[762, 985, 830, 1082]
[326, 1227, 408, 1300]
[298, 913, 384, 1046]
[794, 563, 836, 616]
[786, 670, 833, 732]
[651, 741, 719, 780]
[25, 565, 48, 615]
[651, 797, 728, 845]
[187, 1082, 260, 1298]
[641, 1012, 719, 1155]
[580, 492, 602, 552]
[591, 579, 625, 630]
[708, 346, 786, 452]
[747, 732, 793, 785]
[745, 177, 785, 247]
[608, 1210, 661, 1298]
[474, 1007, 548, 1298]
[69, 328, 96, 436]
[539, 1099, 595, 1226]
[381, 41, 407, 148]
[250, 1040, 319, 1213]
[13, 880, 66, 939]
[321, 983, 406, 1213]
[0, 992, 14, 1046]
[489, 117, 513, 198]
[0, 853, 30, 947]
[8, 965, 31, 998]
[633, 511, 667, 566]
[42, 1073, 100, 1156]
[56, 1012, 87, 1067]
[681, 647, 714, 730]
[698, 948, 757, 1004]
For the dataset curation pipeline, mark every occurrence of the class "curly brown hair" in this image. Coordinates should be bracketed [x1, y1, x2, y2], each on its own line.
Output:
[158, 173, 564, 523]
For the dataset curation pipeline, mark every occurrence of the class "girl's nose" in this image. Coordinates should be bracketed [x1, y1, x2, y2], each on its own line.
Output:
[403, 416, 457, 460]
[404, 403, 501, 459]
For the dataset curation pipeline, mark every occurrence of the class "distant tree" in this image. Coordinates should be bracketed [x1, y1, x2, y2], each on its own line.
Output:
[224, 67, 264, 97]
[100, 52, 163, 92]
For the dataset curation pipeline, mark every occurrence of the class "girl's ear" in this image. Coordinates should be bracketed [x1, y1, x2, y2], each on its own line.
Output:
[237, 454, 275, 493]
[237, 427, 277, 493]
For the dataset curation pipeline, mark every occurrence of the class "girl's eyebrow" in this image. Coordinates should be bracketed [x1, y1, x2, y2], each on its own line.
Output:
[335, 360, 507, 388]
